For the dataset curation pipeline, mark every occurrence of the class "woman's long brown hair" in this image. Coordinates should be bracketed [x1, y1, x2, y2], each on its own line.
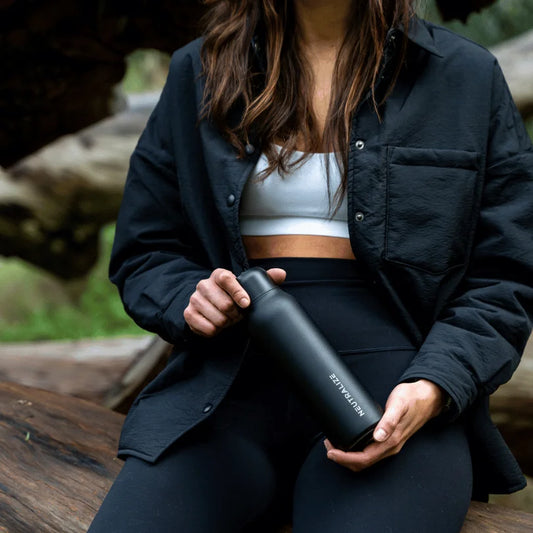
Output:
[201, 0, 415, 214]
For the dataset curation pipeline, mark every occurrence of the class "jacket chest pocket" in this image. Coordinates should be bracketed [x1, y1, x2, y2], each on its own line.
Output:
[385, 146, 480, 274]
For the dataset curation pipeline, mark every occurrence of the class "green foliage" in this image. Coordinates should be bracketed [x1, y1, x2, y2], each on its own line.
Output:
[0, 225, 145, 342]
[421, 0, 533, 47]
[121, 49, 170, 94]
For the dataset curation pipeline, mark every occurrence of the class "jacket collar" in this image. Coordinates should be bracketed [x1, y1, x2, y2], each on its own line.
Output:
[401, 16, 443, 58]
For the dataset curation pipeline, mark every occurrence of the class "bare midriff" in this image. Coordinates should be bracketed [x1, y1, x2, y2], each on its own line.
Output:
[242, 235, 356, 260]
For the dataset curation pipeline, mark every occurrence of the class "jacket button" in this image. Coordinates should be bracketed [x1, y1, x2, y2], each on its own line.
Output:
[227, 194, 236, 207]
[202, 403, 213, 414]
[355, 139, 365, 150]
[355, 211, 365, 222]
[245, 143, 255, 155]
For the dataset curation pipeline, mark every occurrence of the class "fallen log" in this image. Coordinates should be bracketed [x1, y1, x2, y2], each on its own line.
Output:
[1, 382, 532, 532]
[103, 335, 173, 413]
[0, 0, 206, 167]
[0, 335, 153, 404]
[0, 104, 152, 279]
[0, 382, 124, 533]
[490, 335, 533, 477]
[0, 332, 531, 476]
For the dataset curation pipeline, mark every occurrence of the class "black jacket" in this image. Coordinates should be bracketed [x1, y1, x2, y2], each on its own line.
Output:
[109, 17, 533, 496]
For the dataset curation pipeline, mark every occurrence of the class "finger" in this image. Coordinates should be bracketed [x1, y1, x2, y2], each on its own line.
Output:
[183, 306, 218, 337]
[189, 291, 230, 330]
[325, 442, 385, 472]
[213, 269, 250, 308]
[196, 282, 241, 321]
[373, 398, 408, 443]
[266, 268, 287, 285]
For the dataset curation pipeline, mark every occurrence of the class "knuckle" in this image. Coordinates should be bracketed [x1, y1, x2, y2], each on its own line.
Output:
[381, 420, 396, 434]
[214, 268, 232, 284]
[204, 323, 218, 337]
[212, 315, 228, 328]
[398, 397, 410, 414]
[220, 299, 235, 314]
[189, 292, 201, 307]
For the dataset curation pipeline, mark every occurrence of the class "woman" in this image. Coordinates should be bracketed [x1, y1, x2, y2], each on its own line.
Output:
[88, 1, 533, 532]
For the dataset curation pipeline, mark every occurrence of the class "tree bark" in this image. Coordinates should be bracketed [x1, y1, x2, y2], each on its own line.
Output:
[0, 1, 207, 167]
[0, 382, 124, 533]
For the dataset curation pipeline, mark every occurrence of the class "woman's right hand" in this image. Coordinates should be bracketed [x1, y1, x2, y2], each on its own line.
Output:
[183, 267, 286, 338]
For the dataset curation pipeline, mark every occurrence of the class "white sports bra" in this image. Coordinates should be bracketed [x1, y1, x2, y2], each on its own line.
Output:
[239, 148, 349, 238]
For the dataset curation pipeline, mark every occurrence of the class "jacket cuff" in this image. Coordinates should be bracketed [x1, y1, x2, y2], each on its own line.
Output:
[398, 351, 478, 421]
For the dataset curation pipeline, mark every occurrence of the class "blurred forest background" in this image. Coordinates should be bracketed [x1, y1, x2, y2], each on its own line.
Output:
[0, 0, 532, 342]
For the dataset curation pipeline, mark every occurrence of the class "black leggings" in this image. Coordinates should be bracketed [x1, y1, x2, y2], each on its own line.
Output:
[88, 258, 472, 533]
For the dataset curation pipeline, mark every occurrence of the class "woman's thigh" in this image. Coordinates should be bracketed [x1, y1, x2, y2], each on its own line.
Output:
[87, 430, 279, 533]
[293, 421, 473, 533]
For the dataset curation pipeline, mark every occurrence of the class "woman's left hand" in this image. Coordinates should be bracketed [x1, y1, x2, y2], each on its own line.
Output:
[324, 379, 444, 472]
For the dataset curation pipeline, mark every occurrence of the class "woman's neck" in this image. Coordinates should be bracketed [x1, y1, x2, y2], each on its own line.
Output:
[293, 0, 351, 53]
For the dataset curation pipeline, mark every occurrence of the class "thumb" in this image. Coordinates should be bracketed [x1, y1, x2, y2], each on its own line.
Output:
[373, 398, 406, 442]
[266, 268, 287, 285]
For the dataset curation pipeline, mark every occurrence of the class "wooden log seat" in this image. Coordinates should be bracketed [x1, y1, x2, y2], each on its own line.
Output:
[0, 382, 124, 532]
[0, 382, 532, 532]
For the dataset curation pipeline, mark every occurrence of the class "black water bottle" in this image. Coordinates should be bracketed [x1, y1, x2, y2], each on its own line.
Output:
[237, 267, 383, 451]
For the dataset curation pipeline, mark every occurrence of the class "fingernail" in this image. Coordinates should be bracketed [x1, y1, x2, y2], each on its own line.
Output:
[374, 428, 387, 442]
[239, 297, 249, 307]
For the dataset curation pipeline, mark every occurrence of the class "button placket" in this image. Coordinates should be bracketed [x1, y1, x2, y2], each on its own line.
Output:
[351, 134, 367, 225]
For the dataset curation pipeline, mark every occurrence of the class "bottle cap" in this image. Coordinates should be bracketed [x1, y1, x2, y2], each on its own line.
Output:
[236, 267, 276, 301]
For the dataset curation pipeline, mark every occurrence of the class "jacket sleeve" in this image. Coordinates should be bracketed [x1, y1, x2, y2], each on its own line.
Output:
[399, 60, 533, 418]
[109, 53, 211, 345]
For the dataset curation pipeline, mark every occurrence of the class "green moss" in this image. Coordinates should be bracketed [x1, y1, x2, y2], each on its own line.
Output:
[0, 224, 145, 342]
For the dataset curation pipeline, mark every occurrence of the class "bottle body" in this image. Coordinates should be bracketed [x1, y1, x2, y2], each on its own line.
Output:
[237, 267, 383, 451]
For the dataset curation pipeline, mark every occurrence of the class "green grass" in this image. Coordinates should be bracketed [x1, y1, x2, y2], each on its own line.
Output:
[0, 224, 145, 342]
